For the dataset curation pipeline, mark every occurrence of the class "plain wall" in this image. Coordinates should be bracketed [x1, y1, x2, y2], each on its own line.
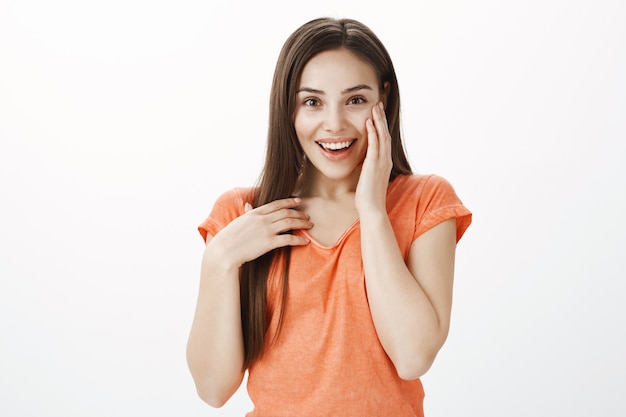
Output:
[1, 0, 624, 416]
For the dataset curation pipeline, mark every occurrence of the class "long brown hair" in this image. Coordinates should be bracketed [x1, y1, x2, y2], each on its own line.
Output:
[239, 17, 413, 368]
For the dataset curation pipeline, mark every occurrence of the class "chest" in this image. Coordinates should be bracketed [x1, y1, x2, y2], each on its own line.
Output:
[300, 197, 359, 247]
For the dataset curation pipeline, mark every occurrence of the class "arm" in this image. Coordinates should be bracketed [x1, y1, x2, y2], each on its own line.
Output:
[360, 215, 457, 380]
[186, 198, 312, 407]
[356, 103, 458, 379]
[186, 234, 245, 407]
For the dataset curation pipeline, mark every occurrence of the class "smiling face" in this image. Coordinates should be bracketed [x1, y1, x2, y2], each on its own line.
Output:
[294, 48, 385, 190]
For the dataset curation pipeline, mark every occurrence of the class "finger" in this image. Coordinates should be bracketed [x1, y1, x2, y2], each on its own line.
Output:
[372, 102, 389, 138]
[271, 217, 314, 235]
[256, 197, 303, 215]
[266, 207, 310, 226]
[374, 102, 391, 157]
[274, 233, 311, 248]
[366, 116, 378, 160]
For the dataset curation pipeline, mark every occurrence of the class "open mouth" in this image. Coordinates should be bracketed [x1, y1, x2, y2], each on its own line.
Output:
[315, 140, 355, 152]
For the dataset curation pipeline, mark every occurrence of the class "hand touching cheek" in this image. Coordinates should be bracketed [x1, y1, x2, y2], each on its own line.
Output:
[355, 102, 393, 215]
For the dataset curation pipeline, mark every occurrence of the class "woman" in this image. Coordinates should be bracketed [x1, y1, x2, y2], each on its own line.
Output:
[187, 17, 472, 416]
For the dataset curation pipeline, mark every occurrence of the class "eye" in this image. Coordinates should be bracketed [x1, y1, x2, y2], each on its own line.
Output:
[303, 98, 320, 106]
[348, 96, 366, 105]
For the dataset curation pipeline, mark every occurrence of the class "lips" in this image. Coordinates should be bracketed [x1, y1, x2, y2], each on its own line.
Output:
[315, 138, 356, 161]
[315, 138, 356, 150]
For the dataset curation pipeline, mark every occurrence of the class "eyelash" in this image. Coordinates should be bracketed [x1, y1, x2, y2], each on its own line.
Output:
[302, 97, 367, 106]
[348, 97, 366, 105]
[303, 98, 320, 106]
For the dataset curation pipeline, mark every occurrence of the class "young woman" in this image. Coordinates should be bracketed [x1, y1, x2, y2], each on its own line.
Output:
[187, 17, 472, 417]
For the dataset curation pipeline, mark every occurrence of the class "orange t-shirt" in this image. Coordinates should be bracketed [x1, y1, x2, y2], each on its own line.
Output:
[198, 174, 472, 417]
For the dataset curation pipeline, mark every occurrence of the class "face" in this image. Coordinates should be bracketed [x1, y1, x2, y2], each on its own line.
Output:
[293, 48, 384, 185]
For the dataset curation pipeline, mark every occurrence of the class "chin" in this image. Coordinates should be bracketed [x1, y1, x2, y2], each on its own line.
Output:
[314, 165, 362, 182]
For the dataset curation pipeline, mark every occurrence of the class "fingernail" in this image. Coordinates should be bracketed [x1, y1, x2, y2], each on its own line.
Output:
[378, 102, 384, 110]
[294, 197, 302, 203]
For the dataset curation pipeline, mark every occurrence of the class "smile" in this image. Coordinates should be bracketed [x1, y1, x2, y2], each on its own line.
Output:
[315, 140, 355, 151]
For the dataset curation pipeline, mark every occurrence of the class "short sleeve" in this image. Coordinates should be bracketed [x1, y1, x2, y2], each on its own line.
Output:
[413, 175, 472, 242]
[197, 187, 255, 242]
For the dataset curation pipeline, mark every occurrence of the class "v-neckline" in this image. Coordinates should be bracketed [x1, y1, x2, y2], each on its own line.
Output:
[293, 175, 404, 250]
[297, 218, 361, 250]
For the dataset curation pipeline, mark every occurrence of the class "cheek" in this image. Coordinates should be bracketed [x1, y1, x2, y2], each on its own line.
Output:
[293, 112, 315, 139]
[348, 111, 370, 135]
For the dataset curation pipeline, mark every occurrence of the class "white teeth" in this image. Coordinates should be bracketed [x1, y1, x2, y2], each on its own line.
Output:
[317, 141, 353, 150]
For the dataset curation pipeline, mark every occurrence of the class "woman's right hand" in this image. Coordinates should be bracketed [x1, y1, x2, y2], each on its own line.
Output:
[208, 197, 313, 268]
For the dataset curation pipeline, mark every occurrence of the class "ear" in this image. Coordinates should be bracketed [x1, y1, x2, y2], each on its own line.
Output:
[382, 81, 391, 107]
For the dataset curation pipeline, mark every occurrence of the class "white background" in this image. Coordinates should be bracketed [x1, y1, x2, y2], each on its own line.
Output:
[1, 0, 625, 416]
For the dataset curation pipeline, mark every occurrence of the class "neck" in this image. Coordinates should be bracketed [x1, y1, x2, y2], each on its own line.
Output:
[297, 166, 361, 199]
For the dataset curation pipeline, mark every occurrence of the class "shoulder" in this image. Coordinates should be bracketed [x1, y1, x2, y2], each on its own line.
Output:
[392, 173, 453, 191]
[389, 174, 472, 242]
[389, 173, 458, 203]
[210, 186, 258, 218]
[197, 186, 257, 241]
[213, 186, 257, 208]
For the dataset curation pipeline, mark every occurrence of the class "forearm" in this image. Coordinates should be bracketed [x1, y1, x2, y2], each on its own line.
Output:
[186, 242, 245, 407]
[360, 211, 447, 379]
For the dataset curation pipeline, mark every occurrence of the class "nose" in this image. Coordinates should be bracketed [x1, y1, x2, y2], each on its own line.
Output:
[323, 105, 347, 133]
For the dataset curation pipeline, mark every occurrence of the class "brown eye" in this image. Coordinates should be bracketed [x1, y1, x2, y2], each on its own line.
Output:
[348, 97, 366, 105]
[303, 98, 320, 106]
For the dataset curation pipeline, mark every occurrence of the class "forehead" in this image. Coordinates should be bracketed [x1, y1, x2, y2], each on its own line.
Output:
[298, 48, 379, 88]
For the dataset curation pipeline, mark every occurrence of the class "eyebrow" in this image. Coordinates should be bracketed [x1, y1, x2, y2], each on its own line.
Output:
[297, 84, 374, 95]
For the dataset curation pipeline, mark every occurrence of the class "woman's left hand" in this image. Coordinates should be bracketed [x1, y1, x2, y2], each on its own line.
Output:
[355, 102, 393, 215]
